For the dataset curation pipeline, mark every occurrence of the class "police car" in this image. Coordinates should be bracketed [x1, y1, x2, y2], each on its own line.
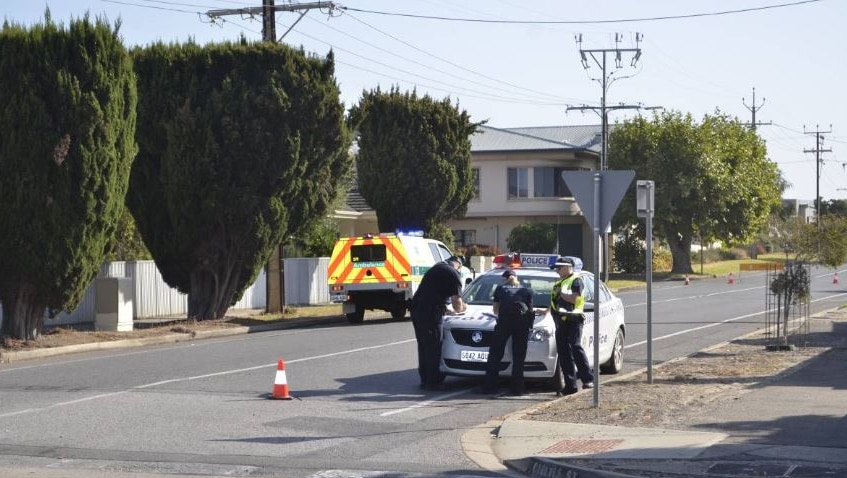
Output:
[439, 253, 626, 390]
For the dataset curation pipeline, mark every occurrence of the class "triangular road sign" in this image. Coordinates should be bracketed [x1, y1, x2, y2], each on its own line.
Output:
[562, 170, 635, 231]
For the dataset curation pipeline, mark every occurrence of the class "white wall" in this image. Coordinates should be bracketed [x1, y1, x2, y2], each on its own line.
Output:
[0, 260, 267, 328]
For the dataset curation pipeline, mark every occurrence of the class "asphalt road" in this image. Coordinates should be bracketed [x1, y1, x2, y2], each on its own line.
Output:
[616, 264, 847, 369]
[0, 264, 843, 477]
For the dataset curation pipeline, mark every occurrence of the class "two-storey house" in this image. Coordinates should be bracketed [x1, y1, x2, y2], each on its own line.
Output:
[331, 124, 603, 270]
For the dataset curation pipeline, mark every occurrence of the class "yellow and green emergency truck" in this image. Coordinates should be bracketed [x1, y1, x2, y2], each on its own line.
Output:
[327, 232, 474, 324]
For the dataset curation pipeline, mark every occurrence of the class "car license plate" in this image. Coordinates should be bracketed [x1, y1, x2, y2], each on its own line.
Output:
[330, 294, 346, 303]
[460, 350, 488, 362]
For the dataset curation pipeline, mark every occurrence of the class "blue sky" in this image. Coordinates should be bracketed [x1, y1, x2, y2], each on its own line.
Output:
[3, 0, 844, 202]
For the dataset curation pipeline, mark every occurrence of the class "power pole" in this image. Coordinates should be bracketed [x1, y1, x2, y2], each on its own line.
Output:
[742, 87, 771, 131]
[574, 33, 645, 282]
[804, 124, 833, 228]
[206, 1, 336, 43]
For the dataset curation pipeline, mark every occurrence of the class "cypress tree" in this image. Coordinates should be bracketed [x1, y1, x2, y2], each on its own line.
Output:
[0, 13, 137, 340]
[129, 42, 350, 320]
[350, 87, 481, 234]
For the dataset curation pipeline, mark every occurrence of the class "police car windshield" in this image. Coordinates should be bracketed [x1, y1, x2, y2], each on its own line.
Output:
[461, 272, 555, 308]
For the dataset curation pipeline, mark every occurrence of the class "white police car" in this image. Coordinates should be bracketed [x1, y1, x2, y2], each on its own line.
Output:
[439, 253, 626, 390]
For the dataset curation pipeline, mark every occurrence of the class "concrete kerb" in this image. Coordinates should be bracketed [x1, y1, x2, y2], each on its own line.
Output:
[469, 306, 843, 477]
[513, 456, 642, 478]
[0, 315, 346, 363]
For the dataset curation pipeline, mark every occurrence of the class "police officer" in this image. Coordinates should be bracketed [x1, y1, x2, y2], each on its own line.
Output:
[483, 269, 534, 396]
[410, 255, 466, 391]
[550, 256, 594, 396]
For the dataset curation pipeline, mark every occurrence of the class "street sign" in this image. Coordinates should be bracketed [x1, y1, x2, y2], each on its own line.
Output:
[637, 180, 654, 218]
[561, 170, 635, 231]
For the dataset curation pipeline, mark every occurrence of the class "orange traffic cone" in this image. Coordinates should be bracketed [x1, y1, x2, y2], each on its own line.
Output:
[684, 274, 690, 286]
[727, 272, 735, 285]
[271, 358, 293, 400]
[834, 272, 840, 285]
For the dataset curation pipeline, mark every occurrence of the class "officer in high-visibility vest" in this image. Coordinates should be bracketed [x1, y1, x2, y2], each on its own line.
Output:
[550, 256, 594, 396]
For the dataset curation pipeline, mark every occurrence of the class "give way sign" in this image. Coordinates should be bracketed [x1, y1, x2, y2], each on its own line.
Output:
[561, 170, 635, 232]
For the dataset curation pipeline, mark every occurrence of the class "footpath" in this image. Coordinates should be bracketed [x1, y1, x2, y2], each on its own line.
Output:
[465, 307, 847, 478]
[2, 309, 847, 478]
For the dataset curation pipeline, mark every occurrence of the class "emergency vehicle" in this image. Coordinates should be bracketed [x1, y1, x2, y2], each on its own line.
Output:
[440, 253, 625, 390]
[327, 232, 474, 324]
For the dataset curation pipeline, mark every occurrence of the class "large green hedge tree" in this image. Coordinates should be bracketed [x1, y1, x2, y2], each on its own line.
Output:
[129, 41, 350, 320]
[0, 13, 137, 340]
[609, 110, 782, 273]
[349, 87, 481, 235]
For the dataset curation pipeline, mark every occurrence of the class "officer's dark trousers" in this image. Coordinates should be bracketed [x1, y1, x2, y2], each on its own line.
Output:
[485, 315, 531, 394]
[555, 316, 594, 391]
[411, 305, 444, 387]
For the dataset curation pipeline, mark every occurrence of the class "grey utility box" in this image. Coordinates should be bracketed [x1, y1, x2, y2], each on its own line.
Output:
[95, 278, 134, 332]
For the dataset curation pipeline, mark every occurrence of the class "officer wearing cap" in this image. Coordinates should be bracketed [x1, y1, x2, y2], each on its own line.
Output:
[483, 269, 534, 396]
[550, 256, 594, 396]
[410, 255, 467, 391]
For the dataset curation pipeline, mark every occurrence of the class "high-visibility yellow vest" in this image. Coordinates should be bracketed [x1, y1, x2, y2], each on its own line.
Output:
[551, 273, 584, 318]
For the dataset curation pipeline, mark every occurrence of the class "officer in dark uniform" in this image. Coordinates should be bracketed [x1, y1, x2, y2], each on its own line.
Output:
[410, 256, 466, 391]
[483, 269, 534, 396]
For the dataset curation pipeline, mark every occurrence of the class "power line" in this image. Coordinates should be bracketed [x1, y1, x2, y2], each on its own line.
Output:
[304, 15, 569, 103]
[277, 19, 571, 105]
[339, 0, 823, 25]
[101, 0, 200, 14]
[342, 12, 579, 103]
[219, 13, 571, 106]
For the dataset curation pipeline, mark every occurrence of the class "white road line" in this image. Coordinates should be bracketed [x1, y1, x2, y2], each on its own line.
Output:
[623, 285, 763, 308]
[625, 292, 847, 349]
[0, 326, 338, 374]
[0, 339, 415, 418]
[379, 390, 468, 417]
[622, 269, 844, 309]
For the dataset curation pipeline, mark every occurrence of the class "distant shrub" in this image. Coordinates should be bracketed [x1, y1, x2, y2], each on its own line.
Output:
[652, 248, 673, 272]
[613, 230, 645, 273]
[691, 248, 723, 264]
[719, 248, 749, 260]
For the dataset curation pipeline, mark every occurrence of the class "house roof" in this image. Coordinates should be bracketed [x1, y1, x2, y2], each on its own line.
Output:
[342, 124, 604, 213]
[471, 124, 602, 153]
[345, 187, 371, 213]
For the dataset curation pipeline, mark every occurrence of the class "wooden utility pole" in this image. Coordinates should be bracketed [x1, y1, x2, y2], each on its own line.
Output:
[206, 1, 336, 43]
[804, 124, 833, 228]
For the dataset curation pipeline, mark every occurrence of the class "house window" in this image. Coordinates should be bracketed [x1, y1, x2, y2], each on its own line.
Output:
[533, 167, 588, 197]
[507, 168, 529, 198]
[454, 229, 476, 246]
[471, 168, 480, 199]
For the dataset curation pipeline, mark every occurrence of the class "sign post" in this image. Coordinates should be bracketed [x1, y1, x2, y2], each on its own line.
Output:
[562, 170, 634, 407]
[637, 180, 655, 384]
